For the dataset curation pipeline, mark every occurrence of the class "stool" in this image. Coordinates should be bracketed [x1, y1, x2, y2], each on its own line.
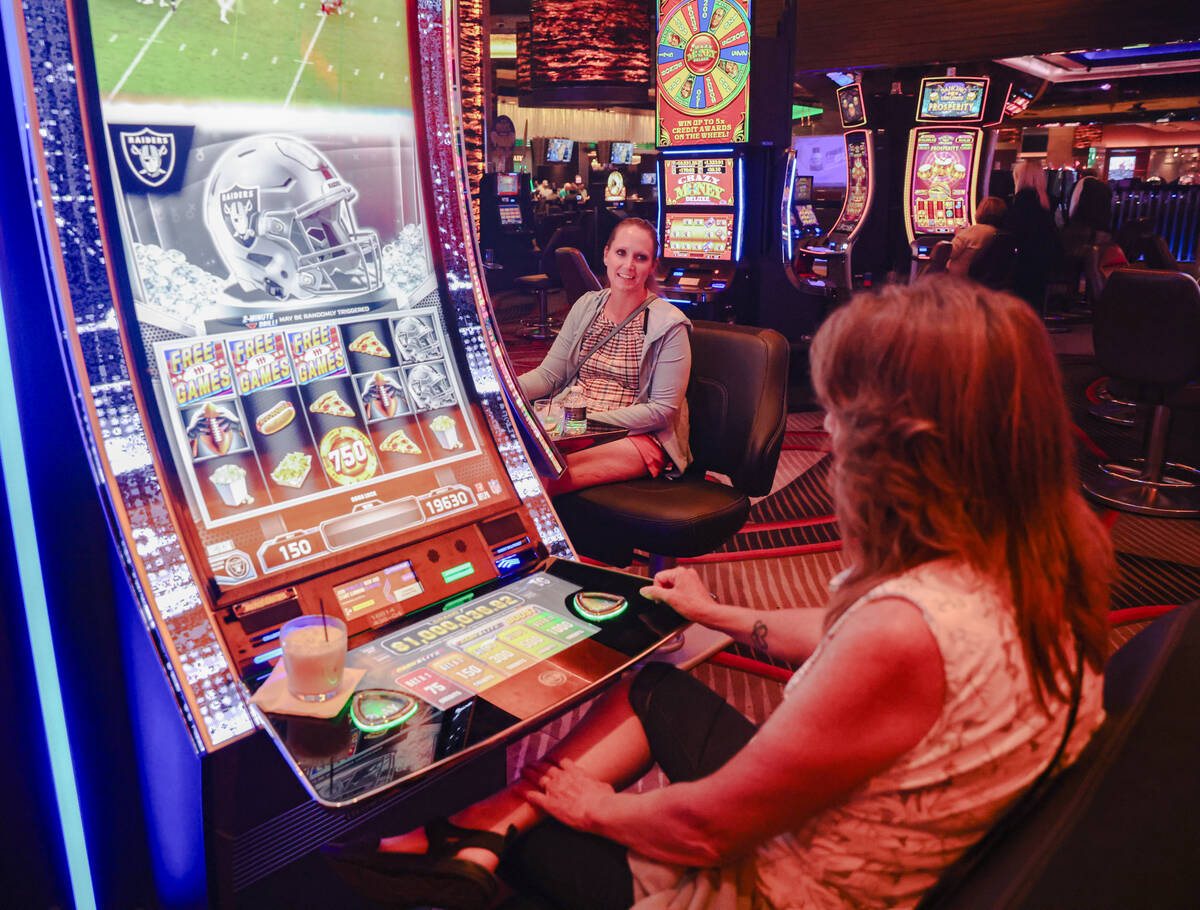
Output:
[513, 273, 558, 340]
[1081, 268, 1200, 517]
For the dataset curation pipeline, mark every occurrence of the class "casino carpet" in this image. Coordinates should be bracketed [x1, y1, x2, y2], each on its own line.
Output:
[501, 320, 1199, 787]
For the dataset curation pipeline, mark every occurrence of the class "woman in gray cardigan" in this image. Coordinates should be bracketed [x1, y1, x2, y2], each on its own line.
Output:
[518, 218, 692, 494]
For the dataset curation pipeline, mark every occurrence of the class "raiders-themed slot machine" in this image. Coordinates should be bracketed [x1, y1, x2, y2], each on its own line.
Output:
[8, 0, 684, 903]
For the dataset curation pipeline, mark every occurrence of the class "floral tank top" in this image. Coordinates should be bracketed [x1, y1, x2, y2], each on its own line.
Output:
[627, 560, 1106, 910]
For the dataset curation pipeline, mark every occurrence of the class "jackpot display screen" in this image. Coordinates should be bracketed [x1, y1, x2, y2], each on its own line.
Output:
[908, 129, 978, 235]
[917, 77, 988, 123]
[663, 212, 734, 260]
[662, 157, 735, 206]
[655, 0, 751, 146]
[84, 1, 520, 592]
[836, 84, 867, 128]
[496, 173, 521, 195]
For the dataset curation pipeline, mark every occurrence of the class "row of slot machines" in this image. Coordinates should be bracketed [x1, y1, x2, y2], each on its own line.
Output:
[4, 1, 689, 905]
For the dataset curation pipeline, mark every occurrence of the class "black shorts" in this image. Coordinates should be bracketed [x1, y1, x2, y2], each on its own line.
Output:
[497, 663, 758, 910]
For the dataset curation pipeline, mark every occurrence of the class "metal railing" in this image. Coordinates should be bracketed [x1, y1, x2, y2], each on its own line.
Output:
[1111, 185, 1200, 263]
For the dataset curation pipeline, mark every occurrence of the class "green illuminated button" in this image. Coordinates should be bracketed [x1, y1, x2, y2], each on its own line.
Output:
[572, 592, 628, 622]
[350, 689, 419, 733]
[441, 562, 475, 584]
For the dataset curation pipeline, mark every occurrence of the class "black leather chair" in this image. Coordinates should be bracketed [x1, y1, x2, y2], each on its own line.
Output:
[1081, 268, 1200, 517]
[1084, 244, 1138, 426]
[917, 600, 1200, 909]
[967, 229, 1018, 291]
[553, 321, 789, 571]
[554, 246, 602, 312]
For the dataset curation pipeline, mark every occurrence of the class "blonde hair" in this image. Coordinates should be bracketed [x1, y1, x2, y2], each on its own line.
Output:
[1013, 159, 1050, 210]
[810, 279, 1112, 707]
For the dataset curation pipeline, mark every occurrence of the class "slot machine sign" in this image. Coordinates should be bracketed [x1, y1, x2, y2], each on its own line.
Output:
[917, 77, 988, 123]
[906, 129, 980, 236]
[656, 0, 751, 146]
[662, 157, 735, 206]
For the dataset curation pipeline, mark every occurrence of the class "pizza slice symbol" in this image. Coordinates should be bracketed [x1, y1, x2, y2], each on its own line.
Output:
[349, 330, 390, 359]
[380, 428, 422, 455]
[309, 390, 355, 418]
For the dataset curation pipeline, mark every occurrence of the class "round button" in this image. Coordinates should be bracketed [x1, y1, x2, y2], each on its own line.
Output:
[427, 548, 440, 563]
[454, 539, 468, 553]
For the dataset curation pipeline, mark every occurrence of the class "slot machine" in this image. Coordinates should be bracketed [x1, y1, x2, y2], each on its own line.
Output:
[478, 171, 535, 278]
[655, 151, 747, 317]
[787, 82, 879, 301]
[5, 0, 686, 904]
[654, 0, 764, 322]
[903, 76, 990, 278]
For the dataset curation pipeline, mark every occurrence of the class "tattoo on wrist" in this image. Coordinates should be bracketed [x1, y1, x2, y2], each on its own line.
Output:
[751, 620, 768, 652]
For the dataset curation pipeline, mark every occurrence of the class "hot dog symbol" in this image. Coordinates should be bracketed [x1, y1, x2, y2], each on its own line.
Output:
[187, 403, 242, 457]
[361, 372, 403, 419]
[255, 400, 295, 435]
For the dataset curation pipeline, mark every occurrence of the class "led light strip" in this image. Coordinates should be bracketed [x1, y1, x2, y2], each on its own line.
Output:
[0, 5, 98, 907]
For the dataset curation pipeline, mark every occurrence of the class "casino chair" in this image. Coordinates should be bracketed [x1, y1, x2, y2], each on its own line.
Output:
[554, 246, 602, 311]
[514, 226, 580, 340]
[1081, 268, 1200, 517]
[552, 321, 789, 572]
[916, 599, 1200, 910]
[966, 229, 1018, 291]
[1084, 245, 1139, 427]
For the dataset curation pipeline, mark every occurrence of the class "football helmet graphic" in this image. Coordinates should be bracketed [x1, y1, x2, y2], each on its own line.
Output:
[394, 315, 441, 362]
[406, 363, 455, 410]
[203, 135, 383, 301]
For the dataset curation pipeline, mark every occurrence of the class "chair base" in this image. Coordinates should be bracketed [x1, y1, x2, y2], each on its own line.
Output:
[518, 324, 557, 341]
[1087, 400, 1137, 426]
[1082, 458, 1200, 517]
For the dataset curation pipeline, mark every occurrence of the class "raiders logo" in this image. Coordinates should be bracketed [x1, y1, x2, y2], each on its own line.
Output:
[219, 185, 260, 247]
[119, 127, 176, 188]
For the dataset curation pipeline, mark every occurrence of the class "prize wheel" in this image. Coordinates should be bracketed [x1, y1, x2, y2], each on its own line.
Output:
[656, 0, 750, 118]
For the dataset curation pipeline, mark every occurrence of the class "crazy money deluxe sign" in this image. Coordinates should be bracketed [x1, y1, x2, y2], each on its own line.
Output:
[656, 0, 751, 146]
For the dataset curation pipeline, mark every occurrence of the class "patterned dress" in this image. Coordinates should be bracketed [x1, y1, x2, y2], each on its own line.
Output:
[627, 560, 1106, 910]
[578, 309, 645, 413]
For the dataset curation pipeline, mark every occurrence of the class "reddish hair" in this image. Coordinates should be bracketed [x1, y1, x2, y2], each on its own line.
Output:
[810, 278, 1112, 707]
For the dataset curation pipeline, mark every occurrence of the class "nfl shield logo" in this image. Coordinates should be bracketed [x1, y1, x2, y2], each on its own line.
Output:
[119, 127, 175, 188]
[219, 185, 260, 247]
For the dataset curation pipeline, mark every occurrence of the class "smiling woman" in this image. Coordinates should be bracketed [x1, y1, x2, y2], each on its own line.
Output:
[516, 218, 693, 494]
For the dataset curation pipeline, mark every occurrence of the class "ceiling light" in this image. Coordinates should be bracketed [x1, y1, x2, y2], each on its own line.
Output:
[1098, 82, 1112, 91]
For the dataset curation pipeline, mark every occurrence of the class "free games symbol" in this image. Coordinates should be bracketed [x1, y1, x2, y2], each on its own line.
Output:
[119, 127, 175, 188]
[220, 185, 260, 248]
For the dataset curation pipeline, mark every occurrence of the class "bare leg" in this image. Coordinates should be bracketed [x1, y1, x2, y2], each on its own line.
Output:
[379, 675, 653, 870]
[543, 437, 649, 497]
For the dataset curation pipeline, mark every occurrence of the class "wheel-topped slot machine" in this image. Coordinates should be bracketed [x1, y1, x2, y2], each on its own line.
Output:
[787, 81, 877, 300]
[654, 0, 757, 320]
[903, 76, 989, 278]
[656, 153, 744, 315]
[9, 0, 686, 900]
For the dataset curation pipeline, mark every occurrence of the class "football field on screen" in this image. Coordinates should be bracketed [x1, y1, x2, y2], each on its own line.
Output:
[88, 0, 413, 111]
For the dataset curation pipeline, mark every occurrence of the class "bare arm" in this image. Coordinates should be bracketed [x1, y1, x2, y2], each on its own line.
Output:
[641, 567, 828, 663]
[524, 596, 945, 866]
[517, 293, 598, 401]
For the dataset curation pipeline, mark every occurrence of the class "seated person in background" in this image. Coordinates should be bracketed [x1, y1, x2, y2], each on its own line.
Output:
[517, 217, 691, 495]
[947, 195, 1007, 276]
[1003, 159, 1060, 309]
[327, 278, 1112, 910]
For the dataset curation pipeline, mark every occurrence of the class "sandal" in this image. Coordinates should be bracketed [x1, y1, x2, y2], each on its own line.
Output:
[323, 818, 514, 910]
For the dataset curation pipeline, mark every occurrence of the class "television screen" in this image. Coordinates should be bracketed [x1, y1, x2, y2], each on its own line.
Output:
[663, 212, 734, 261]
[640, 172, 657, 185]
[792, 174, 813, 203]
[908, 128, 978, 234]
[662, 157, 735, 206]
[546, 138, 574, 162]
[917, 77, 988, 122]
[610, 141, 634, 165]
[792, 136, 846, 188]
[1108, 153, 1136, 181]
[1020, 133, 1050, 155]
[496, 173, 520, 195]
